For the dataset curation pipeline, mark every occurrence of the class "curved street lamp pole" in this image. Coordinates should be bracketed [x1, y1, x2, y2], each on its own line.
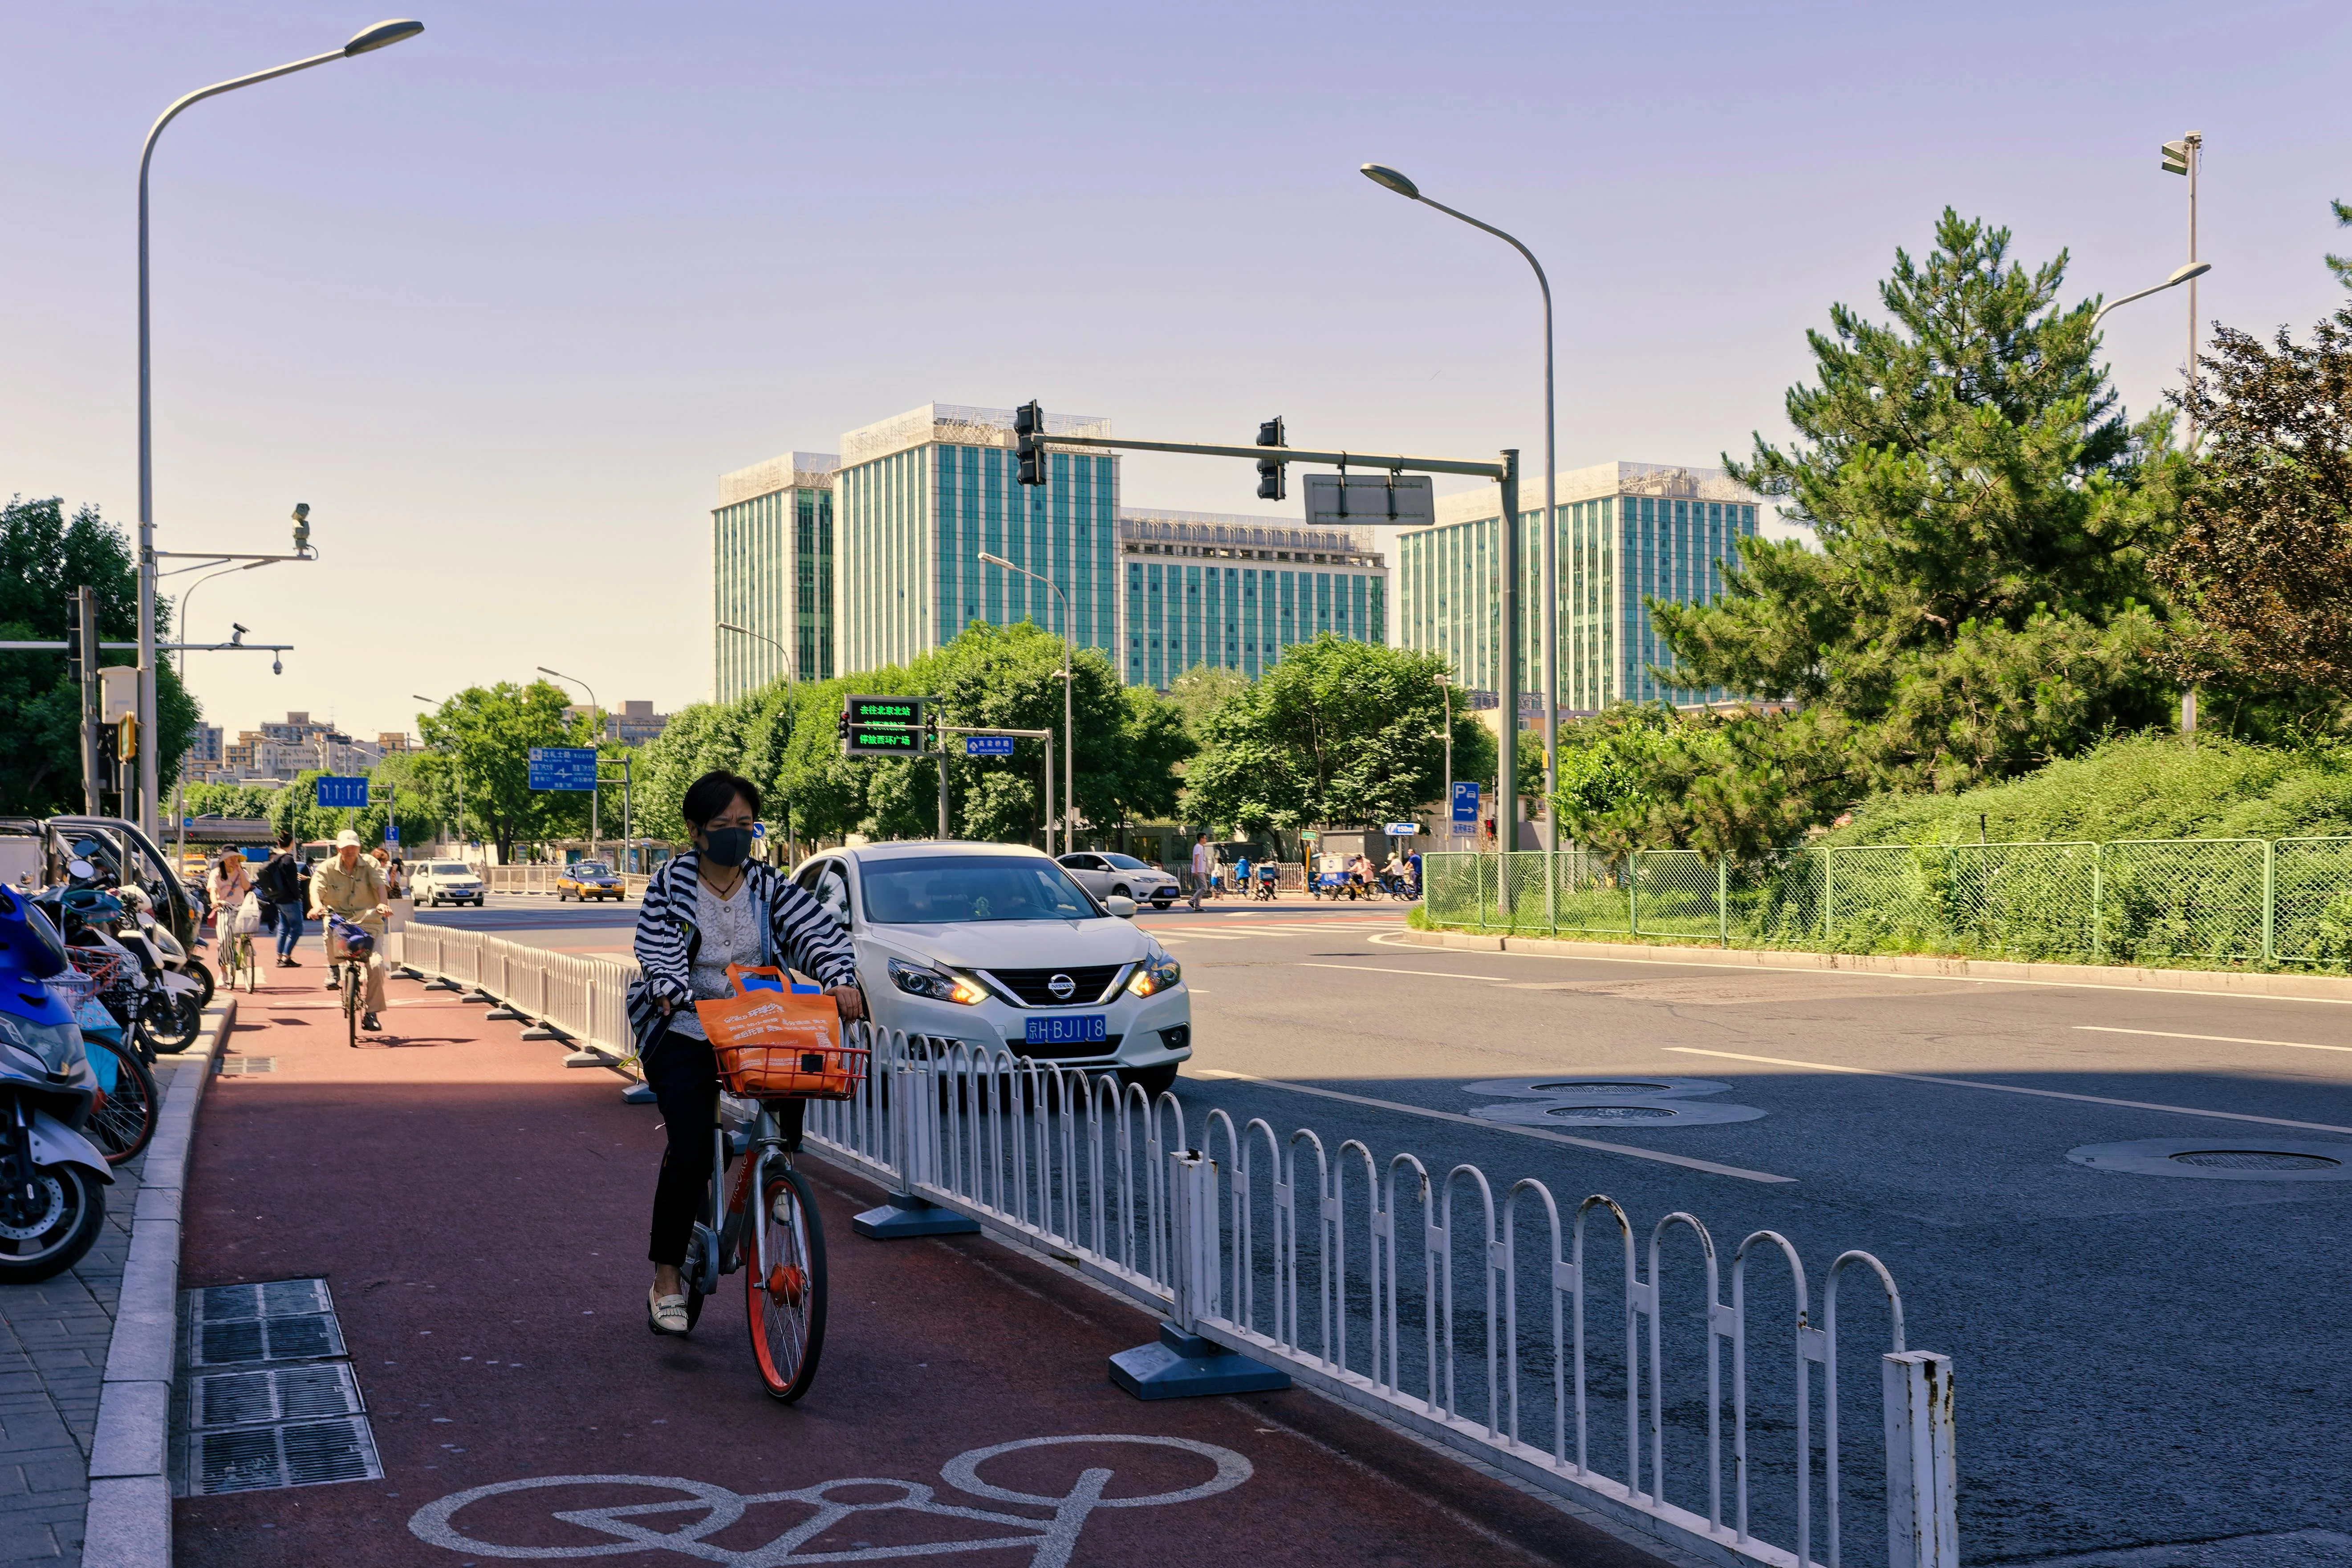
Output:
[537, 666, 602, 862]
[716, 622, 801, 862]
[1362, 163, 1557, 865]
[978, 552, 1073, 858]
[136, 19, 425, 837]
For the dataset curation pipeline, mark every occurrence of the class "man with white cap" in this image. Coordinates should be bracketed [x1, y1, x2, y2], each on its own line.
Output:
[310, 829, 391, 1032]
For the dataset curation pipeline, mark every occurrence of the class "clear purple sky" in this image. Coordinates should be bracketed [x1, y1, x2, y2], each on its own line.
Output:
[4, 1, 2345, 743]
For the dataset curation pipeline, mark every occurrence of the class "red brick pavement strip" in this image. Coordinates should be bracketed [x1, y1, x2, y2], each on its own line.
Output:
[178, 966, 1663, 1568]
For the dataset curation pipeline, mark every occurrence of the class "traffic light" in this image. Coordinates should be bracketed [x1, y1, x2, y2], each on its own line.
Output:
[2161, 137, 2194, 176]
[1015, 401, 1044, 486]
[1256, 416, 1286, 501]
[837, 707, 851, 747]
[65, 592, 84, 688]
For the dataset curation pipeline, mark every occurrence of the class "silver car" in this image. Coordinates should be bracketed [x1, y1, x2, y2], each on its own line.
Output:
[1055, 851, 1180, 910]
[794, 842, 1190, 1095]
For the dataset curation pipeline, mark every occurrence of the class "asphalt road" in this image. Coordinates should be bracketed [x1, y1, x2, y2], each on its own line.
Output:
[413, 898, 2352, 1565]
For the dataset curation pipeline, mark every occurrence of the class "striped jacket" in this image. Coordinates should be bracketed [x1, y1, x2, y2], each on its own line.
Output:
[624, 852, 857, 1053]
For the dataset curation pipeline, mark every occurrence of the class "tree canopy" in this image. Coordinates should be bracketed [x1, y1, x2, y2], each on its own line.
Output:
[412, 681, 601, 858]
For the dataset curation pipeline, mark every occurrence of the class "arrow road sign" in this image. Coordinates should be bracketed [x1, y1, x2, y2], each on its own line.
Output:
[528, 747, 599, 791]
[316, 775, 369, 809]
[1450, 782, 1480, 827]
[964, 735, 1017, 757]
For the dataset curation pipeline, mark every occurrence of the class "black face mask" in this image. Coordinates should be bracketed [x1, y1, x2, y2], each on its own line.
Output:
[701, 826, 754, 868]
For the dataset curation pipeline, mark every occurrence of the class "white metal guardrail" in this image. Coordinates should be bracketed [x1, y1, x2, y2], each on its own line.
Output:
[386, 930, 1957, 1568]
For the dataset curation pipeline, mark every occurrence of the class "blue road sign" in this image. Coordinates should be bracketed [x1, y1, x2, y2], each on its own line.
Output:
[1385, 823, 1420, 837]
[385, 823, 399, 844]
[1450, 782, 1480, 827]
[964, 735, 1017, 757]
[528, 747, 599, 791]
[317, 775, 369, 809]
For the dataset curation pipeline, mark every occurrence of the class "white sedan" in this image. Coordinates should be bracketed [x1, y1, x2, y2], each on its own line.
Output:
[792, 842, 1190, 1095]
[1054, 851, 1181, 910]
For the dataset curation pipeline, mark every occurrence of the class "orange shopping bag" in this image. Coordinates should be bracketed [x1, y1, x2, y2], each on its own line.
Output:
[693, 965, 865, 1098]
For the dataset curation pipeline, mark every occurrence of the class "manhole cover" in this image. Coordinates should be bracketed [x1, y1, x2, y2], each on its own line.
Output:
[1462, 1076, 1732, 1102]
[1471, 1098, 1767, 1129]
[2069, 1138, 2352, 1182]
[2170, 1150, 2341, 1171]
[1546, 1104, 1679, 1121]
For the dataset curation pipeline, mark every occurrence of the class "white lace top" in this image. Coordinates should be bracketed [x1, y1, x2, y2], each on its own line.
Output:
[665, 874, 763, 1041]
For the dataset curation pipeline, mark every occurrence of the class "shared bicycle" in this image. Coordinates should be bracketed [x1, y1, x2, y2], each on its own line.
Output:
[323, 914, 375, 1049]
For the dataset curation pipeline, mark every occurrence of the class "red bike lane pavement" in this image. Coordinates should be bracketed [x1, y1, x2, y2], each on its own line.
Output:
[177, 965, 1663, 1567]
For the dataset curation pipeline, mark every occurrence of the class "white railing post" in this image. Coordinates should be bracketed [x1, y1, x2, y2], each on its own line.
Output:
[1884, 1351, 1958, 1568]
[853, 1034, 976, 1240]
[1108, 1150, 1288, 1400]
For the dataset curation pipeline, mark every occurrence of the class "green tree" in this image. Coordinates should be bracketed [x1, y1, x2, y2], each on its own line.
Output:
[1165, 665, 1250, 744]
[0, 497, 203, 814]
[2328, 198, 2352, 291]
[413, 681, 596, 860]
[1633, 211, 2180, 853]
[1182, 636, 1482, 833]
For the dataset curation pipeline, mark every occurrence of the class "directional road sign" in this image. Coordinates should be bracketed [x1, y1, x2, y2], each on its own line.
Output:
[528, 747, 599, 791]
[316, 775, 370, 810]
[1450, 782, 1480, 828]
[1385, 823, 1420, 837]
[843, 695, 926, 757]
[964, 735, 1017, 757]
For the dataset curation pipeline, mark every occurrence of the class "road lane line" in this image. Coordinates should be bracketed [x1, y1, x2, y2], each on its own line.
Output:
[1189, 1068, 1796, 1184]
[1299, 962, 1519, 983]
[2075, 1025, 2352, 1055]
[1662, 1047, 2352, 1135]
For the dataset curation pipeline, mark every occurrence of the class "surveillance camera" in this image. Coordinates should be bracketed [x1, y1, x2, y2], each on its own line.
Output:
[292, 503, 310, 522]
[272, 657, 283, 676]
[231, 622, 249, 644]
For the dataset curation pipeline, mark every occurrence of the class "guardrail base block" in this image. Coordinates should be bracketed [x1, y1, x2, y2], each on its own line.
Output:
[562, 1049, 611, 1068]
[520, 1026, 561, 1040]
[621, 1082, 657, 1105]
[420, 978, 460, 992]
[853, 1193, 980, 1240]
[485, 1007, 525, 1021]
[1109, 1324, 1289, 1401]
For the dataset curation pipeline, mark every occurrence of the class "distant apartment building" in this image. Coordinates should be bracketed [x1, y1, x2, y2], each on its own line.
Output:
[1395, 462, 1762, 712]
[713, 452, 838, 703]
[1116, 509, 1387, 691]
[833, 404, 1120, 675]
[216, 711, 382, 781]
[565, 700, 670, 747]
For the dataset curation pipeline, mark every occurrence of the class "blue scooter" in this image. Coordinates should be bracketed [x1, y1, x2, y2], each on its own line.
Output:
[0, 886, 114, 1281]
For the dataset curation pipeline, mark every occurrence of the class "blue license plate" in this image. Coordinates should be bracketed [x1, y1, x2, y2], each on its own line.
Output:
[1026, 1014, 1108, 1046]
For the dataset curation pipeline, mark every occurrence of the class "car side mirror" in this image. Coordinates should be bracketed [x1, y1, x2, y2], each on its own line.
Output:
[1105, 895, 1137, 919]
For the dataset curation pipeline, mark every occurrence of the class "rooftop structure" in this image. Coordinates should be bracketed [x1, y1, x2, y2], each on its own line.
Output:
[1114, 508, 1387, 690]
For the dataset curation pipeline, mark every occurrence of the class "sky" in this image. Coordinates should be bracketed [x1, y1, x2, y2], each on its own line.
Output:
[4, 0, 2347, 743]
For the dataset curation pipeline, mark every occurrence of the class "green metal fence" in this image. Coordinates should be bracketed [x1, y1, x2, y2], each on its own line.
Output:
[1422, 837, 2352, 971]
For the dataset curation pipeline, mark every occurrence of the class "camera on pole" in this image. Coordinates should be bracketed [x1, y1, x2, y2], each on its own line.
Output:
[1015, 401, 1045, 487]
[1256, 416, 1287, 501]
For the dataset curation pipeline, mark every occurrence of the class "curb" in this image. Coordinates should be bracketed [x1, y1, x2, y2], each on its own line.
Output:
[1395, 927, 2352, 1001]
[82, 997, 232, 1568]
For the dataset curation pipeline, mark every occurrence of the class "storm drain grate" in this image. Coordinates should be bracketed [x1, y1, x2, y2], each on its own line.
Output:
[195, 1278, 333, 1324]
[190, 1363, 364, 1429]
[216, 1056, 276, 1075]
[193, 1313, 344, 1368]
[191, 1417, 380, 1495]
[2171, 1150, 2341, 1171]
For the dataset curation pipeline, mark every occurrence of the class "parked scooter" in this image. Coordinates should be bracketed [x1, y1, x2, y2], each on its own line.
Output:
[0, 886, 113, 1281]
[106, 886, 204, 1053]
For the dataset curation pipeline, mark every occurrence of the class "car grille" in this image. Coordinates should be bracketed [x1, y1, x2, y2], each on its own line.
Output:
[1024, 1033, 1123, 1062]
[983, 964, 1125, 1007]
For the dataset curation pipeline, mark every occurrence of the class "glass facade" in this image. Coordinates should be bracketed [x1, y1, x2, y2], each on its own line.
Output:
[1116, 511, 1387, 690]
[1396, 467, 1760, 709]
[713, 474, 835, 703]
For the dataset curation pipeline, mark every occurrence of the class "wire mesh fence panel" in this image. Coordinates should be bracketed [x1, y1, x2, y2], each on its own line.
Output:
[1728, 850, 1825, 947]
[1424, 852, 1483, 929]
[1816, 846, 1925, 951]
[1940, 842, 2100, 960]
[2273, 838, 2352, 970]
[1632, 851, 1719, 938]
[1553, 849, 1636, 937]
[2101, 839, 2267, 966]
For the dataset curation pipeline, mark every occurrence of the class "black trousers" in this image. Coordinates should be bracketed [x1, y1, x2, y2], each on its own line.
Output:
[645, 1024, 804, 1268]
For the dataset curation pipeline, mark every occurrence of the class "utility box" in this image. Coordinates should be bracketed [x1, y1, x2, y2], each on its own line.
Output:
[98, 665, 138, 723]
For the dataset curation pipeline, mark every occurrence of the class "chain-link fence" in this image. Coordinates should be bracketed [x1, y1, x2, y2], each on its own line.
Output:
[1423, 836, 2352, 972]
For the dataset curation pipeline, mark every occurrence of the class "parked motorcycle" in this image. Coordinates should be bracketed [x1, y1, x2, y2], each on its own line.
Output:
[0, 886, 114, 1281]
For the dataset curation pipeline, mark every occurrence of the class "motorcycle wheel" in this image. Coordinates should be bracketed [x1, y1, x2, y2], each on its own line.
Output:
[138, 991, 203, 1055]
[0, 1160, 107, 1282]
[187, 960, 215, 1009]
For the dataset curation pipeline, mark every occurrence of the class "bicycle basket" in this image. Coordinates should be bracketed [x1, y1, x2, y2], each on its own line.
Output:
[711, 1036, 870, 1101]
[697, 967, 866, 1100]
[61, 949, 128, 994]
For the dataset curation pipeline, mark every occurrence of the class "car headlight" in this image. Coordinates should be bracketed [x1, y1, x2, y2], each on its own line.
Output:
[888, 956, 987, 1006]
[1127, 948, 1182, 998]
[0, 1012, 87, 1078]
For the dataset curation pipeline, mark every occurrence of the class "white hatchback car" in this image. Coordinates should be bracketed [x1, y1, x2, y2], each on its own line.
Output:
[791, 841, 1190, 1094]
[410, 860, 486, 908]
[1054, 851, 1181, 910]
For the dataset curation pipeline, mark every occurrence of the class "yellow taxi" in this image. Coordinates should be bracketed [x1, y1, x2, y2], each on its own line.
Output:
[556, 860, 625, 902]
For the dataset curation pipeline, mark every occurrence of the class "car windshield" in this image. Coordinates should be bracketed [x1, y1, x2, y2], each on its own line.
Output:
[860, 856, 1100, 924]
[1101, 853, 1150, 870]
[571, 863, 609, 877]
[432, 862, 471, 876]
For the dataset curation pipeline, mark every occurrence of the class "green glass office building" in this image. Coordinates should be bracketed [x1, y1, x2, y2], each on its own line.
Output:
[1395, 462, 1761, 710]
[712, 452, 837, 703]
[833, 404, 1120, 674]
[1117, 509, 1387, 690]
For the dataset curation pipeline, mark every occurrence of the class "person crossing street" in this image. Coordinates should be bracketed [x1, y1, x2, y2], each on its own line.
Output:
[1187, 833, 1212, 911]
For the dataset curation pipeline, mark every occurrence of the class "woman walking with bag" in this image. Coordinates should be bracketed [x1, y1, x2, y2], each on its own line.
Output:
[627, 770, 864, 1337]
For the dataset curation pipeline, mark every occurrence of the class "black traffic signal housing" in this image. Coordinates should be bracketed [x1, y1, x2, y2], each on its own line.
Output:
[1256, 416, 1287, 501]
[1015, 401, 1044, 486]
[65, 592, 84, 688]
[837, 707, 851, 747]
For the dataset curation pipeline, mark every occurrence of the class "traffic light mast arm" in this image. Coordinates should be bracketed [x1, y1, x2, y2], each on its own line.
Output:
[1030, 430, 1508, 479]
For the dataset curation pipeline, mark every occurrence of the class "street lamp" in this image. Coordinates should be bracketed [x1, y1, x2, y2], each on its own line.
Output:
[2090, 260, 2211, 330]
[537, 666, 603, 862]
[717, 622, 795, 687]
[1435, 674, 1454, 847]
[1362, 161, 1558, 857]
[413, 694, 464, 857]
[135, 20, 425, 838]
[977, 552, 1074, 858]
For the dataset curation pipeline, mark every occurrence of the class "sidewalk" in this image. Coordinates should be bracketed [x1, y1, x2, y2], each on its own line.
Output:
[176, 965, 1665, 1567]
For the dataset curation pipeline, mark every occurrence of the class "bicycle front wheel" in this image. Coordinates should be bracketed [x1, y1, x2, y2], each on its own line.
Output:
[85, 1039, 159, 1166]
[344, 964, 360, 1048]
[746, 1162, 826, 1402]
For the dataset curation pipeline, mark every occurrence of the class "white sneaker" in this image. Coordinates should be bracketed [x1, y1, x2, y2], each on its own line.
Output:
[647, 1285, 689, 1335]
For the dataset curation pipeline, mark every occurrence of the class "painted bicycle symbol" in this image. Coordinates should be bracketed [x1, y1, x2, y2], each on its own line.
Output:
[407, 1433, 1251, 1566]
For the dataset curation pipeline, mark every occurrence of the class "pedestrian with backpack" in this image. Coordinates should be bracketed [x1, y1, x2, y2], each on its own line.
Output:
[259, 834, 307, 967]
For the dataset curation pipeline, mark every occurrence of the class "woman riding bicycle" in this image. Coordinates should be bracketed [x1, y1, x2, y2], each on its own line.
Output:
[206, 851, 254, 932]
[627, 770, 863, 1338]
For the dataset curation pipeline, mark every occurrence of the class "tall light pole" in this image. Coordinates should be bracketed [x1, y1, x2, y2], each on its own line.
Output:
[2160, 132, 2204, 448]
[717, 622, 800, 862]
[136, 19, 425, 837]
[978, 551, 1073, 857]
[1435, 674, 1454, 846]
[537, 666, 601, 861]
[413, 694, 463, 855]
[1362, 162, 1557, 853]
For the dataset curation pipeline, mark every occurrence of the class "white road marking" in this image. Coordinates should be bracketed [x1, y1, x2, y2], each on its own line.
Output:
[2075, 1025, 2352, 1055]
[1298, 962, 1519, 983]
[1190, 1068, 1795, 1184]
[1365, 929, 2352, 1006]
[1663, 1047, 2352, 1136]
